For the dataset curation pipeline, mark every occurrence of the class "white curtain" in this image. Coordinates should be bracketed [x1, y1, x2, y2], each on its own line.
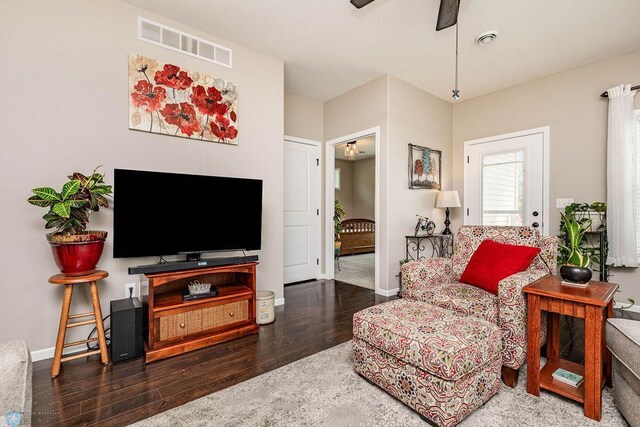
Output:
[607, 84, 638, 267]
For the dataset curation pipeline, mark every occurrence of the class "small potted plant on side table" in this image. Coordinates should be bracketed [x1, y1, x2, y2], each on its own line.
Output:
[558, 212, 593, 284]
[27, 166, 113, 276]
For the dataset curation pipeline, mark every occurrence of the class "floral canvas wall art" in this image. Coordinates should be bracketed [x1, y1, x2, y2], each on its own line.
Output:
[128, 54, 239, 145]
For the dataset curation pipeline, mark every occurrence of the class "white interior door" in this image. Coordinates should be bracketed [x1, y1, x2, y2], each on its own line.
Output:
[284, 139, 321, 284]
[465, 128, 548, 234]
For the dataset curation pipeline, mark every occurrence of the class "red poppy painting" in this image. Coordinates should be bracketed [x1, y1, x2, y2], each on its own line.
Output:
[210, 114, 238, 141]
[128, 53, 239, 145]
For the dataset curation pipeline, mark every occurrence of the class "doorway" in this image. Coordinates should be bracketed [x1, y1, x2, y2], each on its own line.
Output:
[463, 127, 550, 235]
[325, 127, 380, 292]
[334, 138, 376, 289]
[283, 136, 321, 284]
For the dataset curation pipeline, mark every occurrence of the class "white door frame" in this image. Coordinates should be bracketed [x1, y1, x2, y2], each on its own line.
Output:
[463, 126, 550, 235]
[284, 135, 322, 282]
[325, 127, 381, 294]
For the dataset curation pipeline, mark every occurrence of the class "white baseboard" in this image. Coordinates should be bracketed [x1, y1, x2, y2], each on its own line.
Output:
[31, 343, 89, 363]
[376, 288, 399, 297]
[613, 301, 640, 313]
[275, 297, 285, 306]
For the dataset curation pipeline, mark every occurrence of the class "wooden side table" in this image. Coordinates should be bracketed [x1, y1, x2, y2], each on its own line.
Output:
[523, 275, 618, 421]
[49, 270, 110, 378]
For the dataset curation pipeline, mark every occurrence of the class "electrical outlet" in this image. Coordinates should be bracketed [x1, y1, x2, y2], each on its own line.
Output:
[556, 198, 574, 209]
[125, 282, 138, 298]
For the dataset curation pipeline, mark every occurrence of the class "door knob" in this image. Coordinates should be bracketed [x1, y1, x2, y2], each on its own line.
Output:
[532, 222, 540, 228]
[532, 211, 539, 217]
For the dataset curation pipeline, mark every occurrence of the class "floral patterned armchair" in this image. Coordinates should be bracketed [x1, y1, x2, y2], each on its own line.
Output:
[401, 225, 558, 387]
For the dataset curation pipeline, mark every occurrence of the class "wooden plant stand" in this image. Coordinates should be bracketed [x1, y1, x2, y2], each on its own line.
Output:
[142, 262, 259, 363]
[49, 270, 109, 378]
[523, 275, 618, 421]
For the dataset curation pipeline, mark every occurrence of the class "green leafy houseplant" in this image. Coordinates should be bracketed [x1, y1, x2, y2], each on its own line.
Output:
[561, 202, 606, 232]
[558, 201, 608, 281]
[28, 166, 112, 275]
[28, 166, 112, 237]
[334, 199, 345, 240]
[558, 211, 593, 284]
[559, 212, 592, 268]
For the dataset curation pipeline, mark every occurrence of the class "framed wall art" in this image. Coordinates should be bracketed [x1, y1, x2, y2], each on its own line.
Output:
[128, 53, 239, 145]
[408, 143, 442, 190]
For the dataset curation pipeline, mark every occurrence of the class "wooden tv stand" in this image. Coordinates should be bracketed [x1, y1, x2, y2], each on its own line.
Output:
[141, 262, 259, 362]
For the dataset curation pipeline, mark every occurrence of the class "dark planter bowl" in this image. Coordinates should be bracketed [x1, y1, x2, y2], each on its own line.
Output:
[560, 265, 592, 284]
[47, 231, 107, 276]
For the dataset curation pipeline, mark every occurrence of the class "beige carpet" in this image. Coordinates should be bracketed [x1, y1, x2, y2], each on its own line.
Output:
[335, 253, 375, 290]
[134, 341, 626, 426]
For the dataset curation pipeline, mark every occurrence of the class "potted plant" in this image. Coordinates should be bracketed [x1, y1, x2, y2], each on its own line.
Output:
[564, 202, 607, 232]
[334, 200, 346, 254]
[28, 166, 112, 276]
[558, 212, 593, 284]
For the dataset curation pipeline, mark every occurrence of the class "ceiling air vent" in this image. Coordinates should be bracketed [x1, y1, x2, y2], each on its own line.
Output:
[137, 17, 232, 68]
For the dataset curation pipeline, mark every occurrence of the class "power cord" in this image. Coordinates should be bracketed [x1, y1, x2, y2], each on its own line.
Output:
[87, 314, 111, 351]
[87, 290, 134, 350]
[560, 315, 575, 358]
[535, 253, 576, 357]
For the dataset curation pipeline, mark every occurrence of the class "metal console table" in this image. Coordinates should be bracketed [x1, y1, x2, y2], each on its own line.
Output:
[405, 234, 454, 261]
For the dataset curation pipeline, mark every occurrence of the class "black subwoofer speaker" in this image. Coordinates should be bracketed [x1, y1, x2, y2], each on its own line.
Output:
[110, 297, 143, 363]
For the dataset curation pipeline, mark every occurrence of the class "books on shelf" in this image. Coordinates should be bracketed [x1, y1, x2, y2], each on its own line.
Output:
[552, 368, 584, 387]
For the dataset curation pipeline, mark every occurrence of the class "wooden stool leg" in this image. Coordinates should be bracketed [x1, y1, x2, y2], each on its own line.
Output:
[52, 284, 73, 378]
[89, 281, 109, 364]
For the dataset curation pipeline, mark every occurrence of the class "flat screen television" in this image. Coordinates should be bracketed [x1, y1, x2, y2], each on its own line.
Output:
[113, 169, 263, 258]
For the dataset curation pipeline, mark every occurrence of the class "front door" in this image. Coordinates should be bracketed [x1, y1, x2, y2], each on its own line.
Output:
[283, 139, 321, 284]
[465, 128, 547, 234]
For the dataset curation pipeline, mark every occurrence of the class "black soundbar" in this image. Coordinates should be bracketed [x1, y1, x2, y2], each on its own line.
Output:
[128, 255, 259, 275]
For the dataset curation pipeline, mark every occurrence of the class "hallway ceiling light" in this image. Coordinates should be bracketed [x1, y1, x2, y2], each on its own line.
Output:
[345, 142, 358, 159]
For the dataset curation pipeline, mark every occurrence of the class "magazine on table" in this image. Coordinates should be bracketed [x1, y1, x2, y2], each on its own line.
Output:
[552, 368, 584, 387]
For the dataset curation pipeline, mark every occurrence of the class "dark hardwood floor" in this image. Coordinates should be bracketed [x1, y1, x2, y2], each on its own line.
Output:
[33, 278, 622, 426]
[32, 280, 391, 426]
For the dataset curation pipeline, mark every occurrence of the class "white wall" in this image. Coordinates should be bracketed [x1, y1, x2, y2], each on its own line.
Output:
[335, 159, 354, 218]
[0, 0, 284, 354]
[324, 76, 389, 290]
[351, 157, 375, 220]
[335, 158, 375, 220]
[452, 49, 640, 302]
[387, 76, 452, 284]
[284, 92, 324, 142]
[324, 75, 453, 292]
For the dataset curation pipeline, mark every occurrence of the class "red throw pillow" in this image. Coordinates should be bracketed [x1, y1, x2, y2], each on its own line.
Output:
[459, 240, 541, 295]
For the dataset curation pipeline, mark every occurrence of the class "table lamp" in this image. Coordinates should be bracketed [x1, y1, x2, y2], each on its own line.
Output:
[436, 190, 461, 235]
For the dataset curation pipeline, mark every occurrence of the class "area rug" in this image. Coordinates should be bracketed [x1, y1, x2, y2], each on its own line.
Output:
[335, 253, 375, 290]
[135, 341, 625, 426]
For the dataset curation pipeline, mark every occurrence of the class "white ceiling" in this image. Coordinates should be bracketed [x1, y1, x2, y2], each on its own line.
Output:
[335, 137, 376, 160]
[125, 0, 640, 102]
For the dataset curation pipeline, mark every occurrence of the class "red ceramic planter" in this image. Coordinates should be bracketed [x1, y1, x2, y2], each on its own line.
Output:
[47, 231, 107, 276]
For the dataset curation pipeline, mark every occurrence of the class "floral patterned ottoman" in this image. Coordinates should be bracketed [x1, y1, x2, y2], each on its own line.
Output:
[353, 299, 502, 427]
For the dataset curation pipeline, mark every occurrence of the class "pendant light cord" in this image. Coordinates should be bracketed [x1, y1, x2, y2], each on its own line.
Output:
[455, 22, 460, 93]
[452, 0, 460, 100]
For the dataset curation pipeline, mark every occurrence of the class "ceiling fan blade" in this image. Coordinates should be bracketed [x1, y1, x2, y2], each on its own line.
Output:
[436, 0, 459, 31]
[350, 0, 376, 9]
